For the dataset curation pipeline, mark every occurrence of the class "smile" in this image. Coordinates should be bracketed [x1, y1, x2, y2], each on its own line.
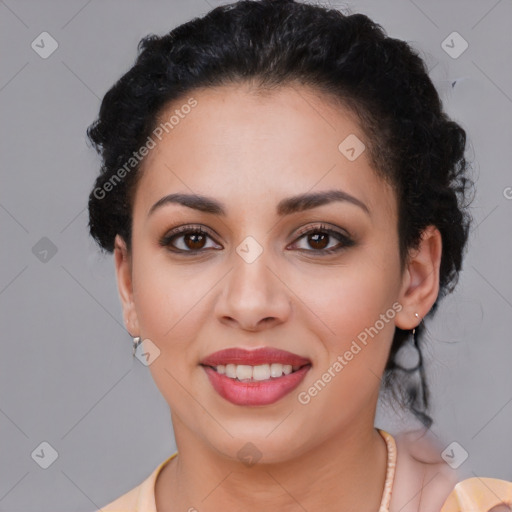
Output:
[209, 363, 305, 381]
[200, 347, 312, 406]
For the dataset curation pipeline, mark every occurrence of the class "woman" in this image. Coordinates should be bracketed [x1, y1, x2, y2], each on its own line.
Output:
[87, 1, 512, 510]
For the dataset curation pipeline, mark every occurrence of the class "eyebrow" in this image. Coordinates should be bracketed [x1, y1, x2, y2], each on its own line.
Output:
[148, 189, 370, 217]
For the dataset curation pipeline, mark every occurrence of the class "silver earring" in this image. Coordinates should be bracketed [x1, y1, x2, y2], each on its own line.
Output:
[399, 312, 423, 373]
[411, 312, 422, 370]
[132, 336, 142, 357]
[412, 312, 421, 335]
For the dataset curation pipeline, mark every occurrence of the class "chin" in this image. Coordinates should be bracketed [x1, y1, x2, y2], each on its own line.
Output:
[201, 427, 310, 467]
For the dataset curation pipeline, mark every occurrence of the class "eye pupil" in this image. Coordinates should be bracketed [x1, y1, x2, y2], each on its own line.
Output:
[186, 233, 206, 250]
[309, 232, 329, 250]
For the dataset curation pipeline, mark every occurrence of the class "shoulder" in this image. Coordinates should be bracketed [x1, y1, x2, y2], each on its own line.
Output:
[389, 428, 459, 512]
[99, 486, 139, 511]
[440, 477, 512, 512]
[96, 453, 177, 512]
[389, 429, 512, 512]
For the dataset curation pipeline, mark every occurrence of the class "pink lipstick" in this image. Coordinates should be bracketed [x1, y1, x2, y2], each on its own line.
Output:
[200, 347, 311, 406]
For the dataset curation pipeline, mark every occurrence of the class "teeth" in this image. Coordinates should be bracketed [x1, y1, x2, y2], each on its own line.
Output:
[225, 364, 237, 378]
[253, 364, 270, 381]
[213, 363, 302, 381]
[235, 364, 253, 381]
[271, 363, 293, 377]
[270, 363, 282, 378]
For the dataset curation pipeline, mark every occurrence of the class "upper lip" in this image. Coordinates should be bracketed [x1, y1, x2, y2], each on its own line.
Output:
[200, 347, 311, 367]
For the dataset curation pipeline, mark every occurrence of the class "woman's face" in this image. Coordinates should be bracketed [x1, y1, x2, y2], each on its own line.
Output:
[115, 83, 426, 463]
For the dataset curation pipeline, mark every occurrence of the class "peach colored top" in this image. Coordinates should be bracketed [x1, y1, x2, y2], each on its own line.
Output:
[98, 429, 512, 512]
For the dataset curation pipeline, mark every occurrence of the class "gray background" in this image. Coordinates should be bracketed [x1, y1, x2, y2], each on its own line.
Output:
[1, 0, 511, 510]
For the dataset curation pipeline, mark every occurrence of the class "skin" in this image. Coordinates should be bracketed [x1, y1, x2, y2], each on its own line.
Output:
[114, 82, 454, 511]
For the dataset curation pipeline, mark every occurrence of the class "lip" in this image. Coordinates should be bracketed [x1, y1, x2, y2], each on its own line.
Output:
[200, 347, 311, 367]
[203, 365, 311, 406]
[200, 347, 312, 406]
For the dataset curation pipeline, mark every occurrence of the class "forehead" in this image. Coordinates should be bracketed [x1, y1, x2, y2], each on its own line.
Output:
[134, 83, 397, 222]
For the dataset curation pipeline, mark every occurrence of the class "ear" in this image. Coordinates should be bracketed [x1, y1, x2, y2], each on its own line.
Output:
[114, 234, 140, 336]
[395, 225, 442, 330]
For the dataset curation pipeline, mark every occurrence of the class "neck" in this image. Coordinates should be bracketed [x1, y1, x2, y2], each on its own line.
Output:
[156, 416, 389, 512]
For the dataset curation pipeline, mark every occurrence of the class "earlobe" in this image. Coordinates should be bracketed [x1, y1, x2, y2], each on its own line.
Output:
[113, 234, 139, 335]
[395, 225, 442, 331]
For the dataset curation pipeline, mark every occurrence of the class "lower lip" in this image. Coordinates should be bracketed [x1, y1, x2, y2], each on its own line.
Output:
[202, 365, 311, 406]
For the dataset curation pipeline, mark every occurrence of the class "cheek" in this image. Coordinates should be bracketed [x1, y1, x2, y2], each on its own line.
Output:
[295, 271, 397, 426]
[131, 252, 202, 350]
[130, 256, 207, 405]
[133, 247, 198, 332]
[299, 262, 397, 348]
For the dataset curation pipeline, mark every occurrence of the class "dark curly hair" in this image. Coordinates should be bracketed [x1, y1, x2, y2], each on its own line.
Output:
[87, 0, 474, 429]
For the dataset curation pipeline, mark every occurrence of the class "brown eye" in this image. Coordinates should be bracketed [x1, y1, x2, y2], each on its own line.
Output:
[182, 232, 207, 250]
[290, 223, 355, 255]
[307, 232, 330, 250]
[159, 226, 221, 253]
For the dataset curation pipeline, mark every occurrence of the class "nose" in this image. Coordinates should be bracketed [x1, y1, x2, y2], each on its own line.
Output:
[215, 249, 292, 332]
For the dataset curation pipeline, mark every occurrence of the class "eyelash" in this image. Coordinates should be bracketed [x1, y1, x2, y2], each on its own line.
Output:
[158, 223, 355, 256]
